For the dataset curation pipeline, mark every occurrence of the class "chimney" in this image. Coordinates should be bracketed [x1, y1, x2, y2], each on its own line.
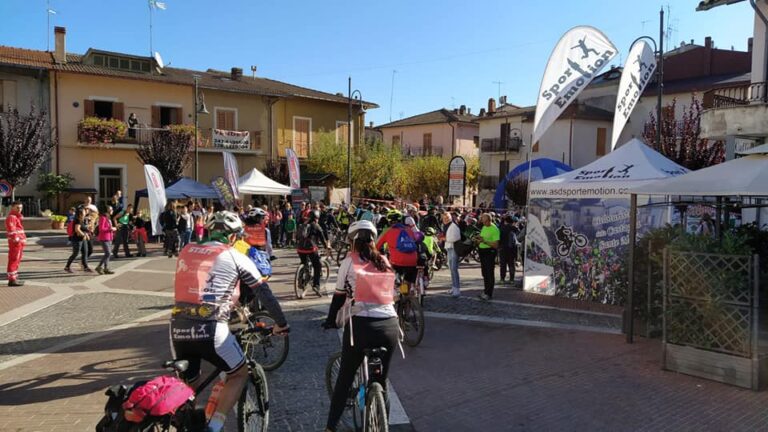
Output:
[488, 98, 496, 114]
[231, 67, 243, 81]
[459, 105, 466, 115]
[499, 95, 507, 105]
[369, 121, 373, 128]
[479, 108, 486, 117]
[54, 26, 66, 64]
[705, 36, 712, 49]
[749, 37, 754, 52]
[467, 108, 471, 115]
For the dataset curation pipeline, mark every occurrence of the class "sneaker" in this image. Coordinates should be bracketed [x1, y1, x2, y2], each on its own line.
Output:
[104, 269, 115, 275]
[112, 254, 120, 259]
[126, 254, 134, 258]
[479, 293, 491, 301]
[84, 267, 94, 273]
[8, 280, 25, 287]
[64, 267, 73, 273]
[95, 266, 104, 275]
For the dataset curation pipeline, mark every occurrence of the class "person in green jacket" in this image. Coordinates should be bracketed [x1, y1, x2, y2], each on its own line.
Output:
[474, 213, 500, 300]
[284, 213, 297, 247]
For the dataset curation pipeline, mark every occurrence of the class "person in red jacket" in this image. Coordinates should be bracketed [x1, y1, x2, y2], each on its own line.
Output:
[5, 201, 26, 286]
[375, 210, 419, 286]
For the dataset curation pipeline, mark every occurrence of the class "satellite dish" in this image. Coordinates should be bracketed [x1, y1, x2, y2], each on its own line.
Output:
[153, 52, 165, 69]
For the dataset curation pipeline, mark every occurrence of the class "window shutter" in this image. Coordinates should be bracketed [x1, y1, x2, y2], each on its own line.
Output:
[84, 100, 95, 118]
[112, 102, 124, 121]
[253, 131, 261, 151]
[596, 128, 607, 156]
[500, 123, 510, 146]
[151, 106, 161, 128]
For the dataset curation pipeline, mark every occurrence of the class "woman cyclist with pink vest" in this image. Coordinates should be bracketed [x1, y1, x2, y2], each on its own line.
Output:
[323, 220, 399, 432]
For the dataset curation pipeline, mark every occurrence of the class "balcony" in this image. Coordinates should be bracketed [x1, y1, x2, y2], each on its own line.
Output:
[198, 129, 263, 152]
[401, 146, 444, 157]
[480, 137, 522, 153]
[77, 123, 263, 152]
[479, 175, 500, 190]
[700, 82, 768, 139]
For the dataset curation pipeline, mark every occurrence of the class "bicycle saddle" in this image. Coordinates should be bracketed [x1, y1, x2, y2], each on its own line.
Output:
[162, 359, 189, 373]
[364, 347, 388, 357]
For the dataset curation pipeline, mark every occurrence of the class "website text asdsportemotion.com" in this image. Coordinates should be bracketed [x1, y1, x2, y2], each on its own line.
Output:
[529, 187, 630, 197]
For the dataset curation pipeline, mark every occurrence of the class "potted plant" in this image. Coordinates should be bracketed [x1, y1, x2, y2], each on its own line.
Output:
[50, 214, 67, 229]
[77, 117, 128, 145]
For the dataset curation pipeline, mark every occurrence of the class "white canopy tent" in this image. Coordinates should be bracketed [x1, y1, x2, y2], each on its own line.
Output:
[529, 138, 689, 198]
[238, 168, 292, 196]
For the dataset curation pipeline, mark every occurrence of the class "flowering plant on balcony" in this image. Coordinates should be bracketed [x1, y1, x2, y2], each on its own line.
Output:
[77, 117, 127, 145]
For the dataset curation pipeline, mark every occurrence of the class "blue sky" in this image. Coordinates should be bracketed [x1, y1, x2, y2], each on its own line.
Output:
[0, 0, 755, 126]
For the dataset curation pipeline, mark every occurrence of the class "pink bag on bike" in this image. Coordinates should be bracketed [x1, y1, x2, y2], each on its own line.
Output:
[122, 375, 194, 423]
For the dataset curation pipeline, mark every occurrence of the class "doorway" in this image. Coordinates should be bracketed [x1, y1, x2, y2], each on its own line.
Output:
[98, 167, 123, 209]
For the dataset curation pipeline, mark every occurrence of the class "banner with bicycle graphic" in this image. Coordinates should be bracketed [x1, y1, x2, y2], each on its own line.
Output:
[523, 197, 638, 305]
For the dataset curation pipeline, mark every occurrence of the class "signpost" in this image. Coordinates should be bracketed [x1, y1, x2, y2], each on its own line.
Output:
[448, 156, 466, 205]
[0, 180, 14, 199]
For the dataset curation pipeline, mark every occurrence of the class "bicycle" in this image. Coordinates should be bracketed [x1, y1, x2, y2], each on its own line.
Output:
[234, 302, 290, 372]
[293, 249, 331, 299]
[325, 348, 389, 432]
[395, 272, 424, 347]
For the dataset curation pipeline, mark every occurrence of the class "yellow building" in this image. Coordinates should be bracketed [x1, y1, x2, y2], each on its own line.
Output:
[0, 26, 376, 210]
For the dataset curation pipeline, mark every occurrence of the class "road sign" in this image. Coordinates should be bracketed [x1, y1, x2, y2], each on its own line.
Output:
[0, 180, 13, 198]
[448, 156, 466, 197]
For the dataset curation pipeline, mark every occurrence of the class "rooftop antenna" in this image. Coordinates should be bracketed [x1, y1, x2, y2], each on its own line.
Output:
[450, 96, 456, 109]
[250, 65, 257, 78]
[492, 81, 504, 102]
[46, 0, 57, 51]
[389, 69, 397, 123]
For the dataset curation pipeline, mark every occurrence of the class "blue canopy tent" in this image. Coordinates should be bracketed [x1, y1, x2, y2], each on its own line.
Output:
[133, 177, 220, 210]
[492, 158, 572, 210]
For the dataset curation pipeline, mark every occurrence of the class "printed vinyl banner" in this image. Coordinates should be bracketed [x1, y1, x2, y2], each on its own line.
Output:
[222, 151, 240, 200]
[448, 156, 466, 197]
[211, 176, 236, 209]
[286, 148, 301, 190]
[533, 26, 618, 144]
[612, 40, 657, 149]
[143, 164, 167, 236]
[213, 129, 250, 150]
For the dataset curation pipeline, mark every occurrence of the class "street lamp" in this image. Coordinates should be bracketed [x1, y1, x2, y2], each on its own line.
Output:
[193, 75, 209, 182]
[347, 77, 363, 204]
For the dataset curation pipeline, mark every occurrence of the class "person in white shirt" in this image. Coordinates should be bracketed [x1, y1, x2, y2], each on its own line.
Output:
[442, 211, 462, 297]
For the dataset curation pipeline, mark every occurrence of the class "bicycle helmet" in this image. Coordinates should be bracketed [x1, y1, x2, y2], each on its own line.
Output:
[404, 216, 416, 227]
[425, 227, 437, 236]
[243, 207, 267, 226]
[348, 220, 377, 240]
[205, 211, 243, 238]
[308, 209, 320, 222]
[387, 209, 403, 223]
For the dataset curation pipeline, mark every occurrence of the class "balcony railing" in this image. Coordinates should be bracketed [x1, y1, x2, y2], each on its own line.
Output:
[709, 82, 768, 109]
[78, 124, 262, 152]
[198, 128, 263, 152]
[479, 175, 500, 189]
[401, 146, 443, 157]
[481, 137, 522, 153]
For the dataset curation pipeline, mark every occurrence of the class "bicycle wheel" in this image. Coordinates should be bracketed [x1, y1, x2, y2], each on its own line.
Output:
[294, 264, 309, 299]
[237, 362, 269, 432]
[325, 351, 343, 400]
[323, 259, 331, 281]
[398, 297, 424, 347]
[243, 312, 289, 371]
[336, 244, 349, 265]
[365, 382, 389, 432]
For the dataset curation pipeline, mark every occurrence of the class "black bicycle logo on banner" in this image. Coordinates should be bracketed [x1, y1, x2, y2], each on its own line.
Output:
[555, 225, 588, 256]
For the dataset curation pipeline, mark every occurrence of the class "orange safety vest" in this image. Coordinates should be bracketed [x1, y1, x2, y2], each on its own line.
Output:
[174, 243, 236, 307]
[244, 225, 267, 247]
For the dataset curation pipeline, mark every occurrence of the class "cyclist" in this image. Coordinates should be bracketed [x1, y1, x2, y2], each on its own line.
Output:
[243, 207, 274, 276]
[422, 226, 438, 269]
[296, 210, 329, 294]
[170, 211, 288, 432]
[322, 220, 398, 432]
[376, 210, 419, 288]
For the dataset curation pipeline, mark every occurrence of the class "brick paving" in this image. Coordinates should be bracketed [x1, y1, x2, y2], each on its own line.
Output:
[389, 316, 768, 432]
[0, 284, 54, 315]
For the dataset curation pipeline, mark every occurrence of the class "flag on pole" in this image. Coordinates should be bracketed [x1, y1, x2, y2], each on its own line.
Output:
[149, 0, 166, 10]
[611, 40, 657, 150]
[143, 165, 167, 237]
[47, 9, 57, 14]
[222, 152, 240, 200]
[532, 26, 618, 145]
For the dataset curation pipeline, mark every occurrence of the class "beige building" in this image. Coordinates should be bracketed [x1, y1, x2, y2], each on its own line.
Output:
[376, 107, 479, 158]
[0, 26, 375, 211]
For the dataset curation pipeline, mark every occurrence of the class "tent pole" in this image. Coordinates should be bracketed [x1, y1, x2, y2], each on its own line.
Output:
[626, 193, 638, 344]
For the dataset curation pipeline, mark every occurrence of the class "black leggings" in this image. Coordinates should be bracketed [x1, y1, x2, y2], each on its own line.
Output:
[299, 251, 322, 287]
[326, 316, 399, 431]
[479, 248, 497, 297]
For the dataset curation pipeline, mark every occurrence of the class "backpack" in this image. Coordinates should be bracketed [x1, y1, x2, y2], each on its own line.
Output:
[66, 220, 74, 237]
[296, 223, 314, 250]
[395, 229, 417, 253]
[121, 375, 194, 423]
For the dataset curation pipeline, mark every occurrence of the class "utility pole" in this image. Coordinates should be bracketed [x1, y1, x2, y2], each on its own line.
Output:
[389, 70, 397, 123]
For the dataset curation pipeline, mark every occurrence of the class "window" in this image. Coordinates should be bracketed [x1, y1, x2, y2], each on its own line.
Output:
[94, 100, 114, 119]
[93, 55, 104, 66]
[120, 58, 130, 70]
[423, 133, 432, 156]
[109, 57, 119, 68]
[392, 135, 401, 147]
[85, 99, 122, 120]
[596, 127, 607, 156]
[252, 131, 262, 151]
[215, 108, 237, 130]
[160, 106, 182, 127]
[98, 167, 123, 208]
[336, 121, 352, 145]
[293, 116, 311, 158]
[473, 135, 480, 147]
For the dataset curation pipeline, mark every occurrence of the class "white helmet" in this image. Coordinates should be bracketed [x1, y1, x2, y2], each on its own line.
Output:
[347, 220, 377, 241]
[205, 211, 243, 235]
[244, 207, 267, 226]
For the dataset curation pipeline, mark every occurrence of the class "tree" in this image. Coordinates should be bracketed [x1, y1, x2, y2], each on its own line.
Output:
[0, 108, 56, 200]
[465, 156, 480, 192]
[643, 96, 725, 170]
[306, 131, 348, 184]
[264, 159, 289, 185]
[136, 125, 194, 184]
[505, 176, 529, 206]
[37, 172, 73, 212]
[354, 140, 404, 199]
[397, 156, 448, 199]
